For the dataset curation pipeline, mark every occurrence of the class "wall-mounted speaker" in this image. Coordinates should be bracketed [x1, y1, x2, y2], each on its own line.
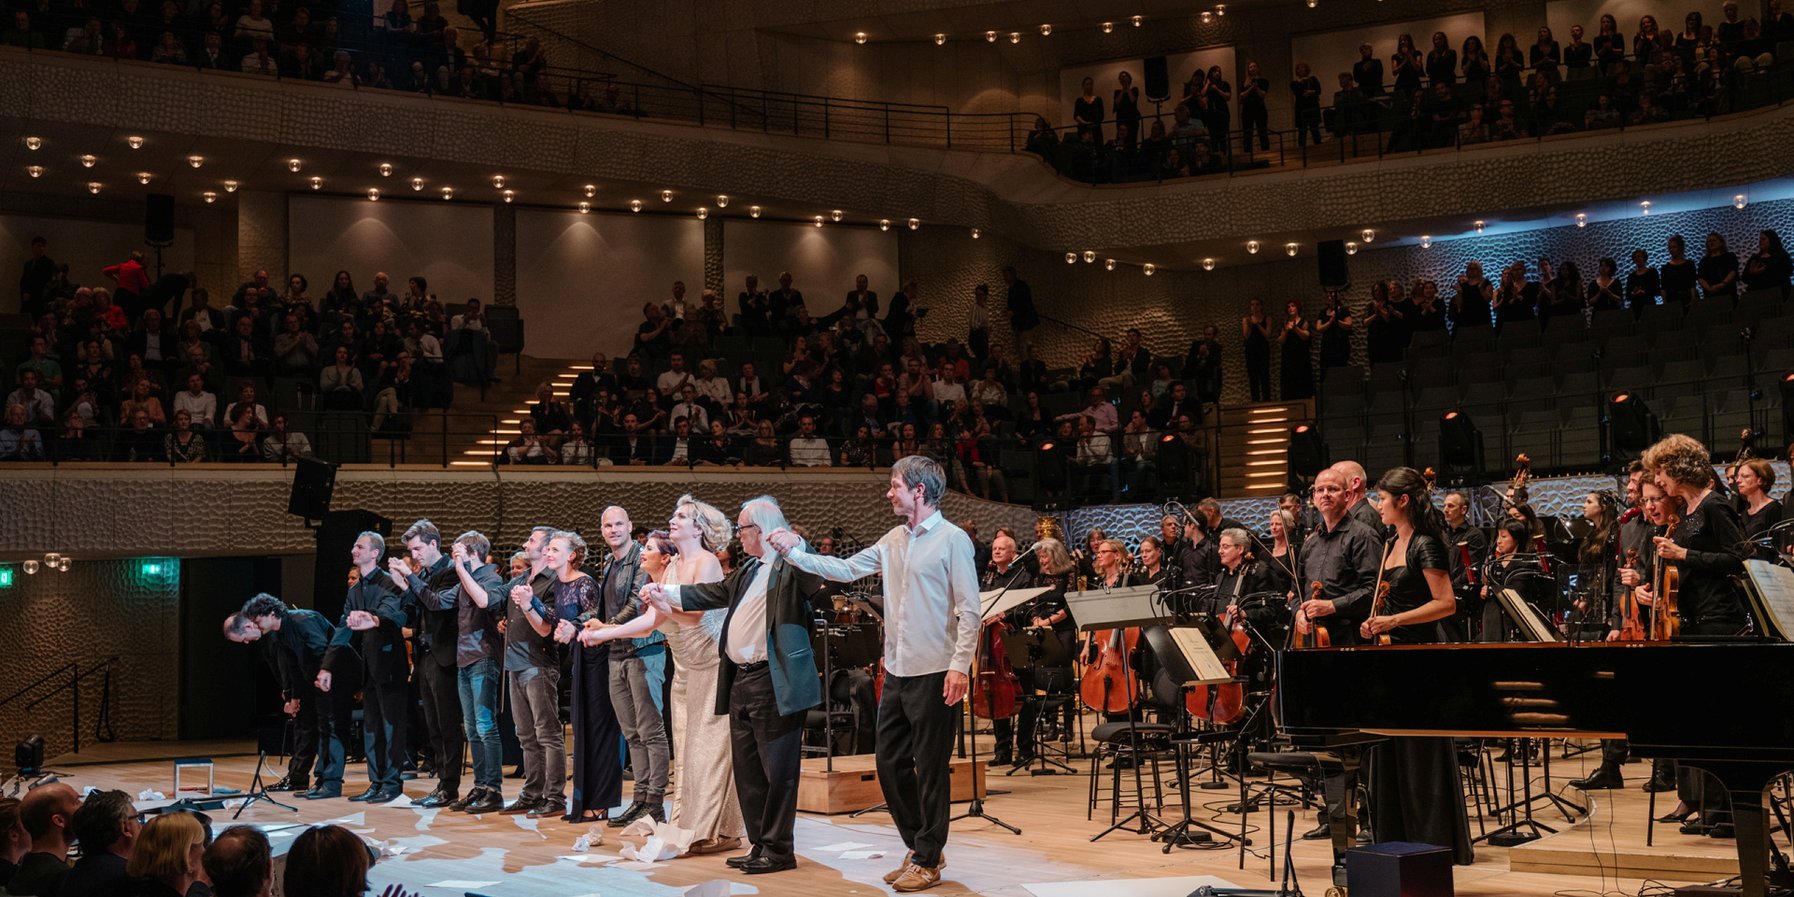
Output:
[1143, 56, 1171, 101]
[145, 194, 175, 245]
[1318, 239, 1350, 289]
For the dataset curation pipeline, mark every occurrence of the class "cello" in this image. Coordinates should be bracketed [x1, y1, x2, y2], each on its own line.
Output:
[1291, 580, 1332, 648]
[971, 617, 1022, 722]
[1205, 603, 1254, 724]
[1079, 626, 1140, 714]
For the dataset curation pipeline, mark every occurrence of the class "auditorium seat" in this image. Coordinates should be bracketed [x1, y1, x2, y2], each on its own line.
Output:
[1598, 334, 1649, 368]
[1652, 394, 1704, 436]
[1559, 407, 1603, 470]
[1755, 345, 1794, 376]
[1494, 327, 1541, 351]
[1460, 380, 1506, 410]
[1704, 354, 1749, 383]
[1410, 384, 1456, 415]
[1507, 376, 1556, 408]
[1362, 421, 1407, 475]
[1684, 299, 1736, 331]
[1587, 308, 1634, 339]
[1710, 389, 1760, 439]
[1540, 313, 1587, 343]
[1604, 364, 1653, 392]
[1635, 302, 1685, 331]
[1555, 370, 1600, 401]
[1503, 346, 1553, 377]
[1736, 289, 1785, 324]
[1654, 358, 1707, 392]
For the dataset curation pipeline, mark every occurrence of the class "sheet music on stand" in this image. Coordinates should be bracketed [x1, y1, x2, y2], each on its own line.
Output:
[1159, 626, 1233, 685]
[1743, 559, 1794, 642]
[1497, 587, 1563, 643]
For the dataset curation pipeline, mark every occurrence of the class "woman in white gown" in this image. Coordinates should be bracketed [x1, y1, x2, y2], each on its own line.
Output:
[583, 496, 745, 855]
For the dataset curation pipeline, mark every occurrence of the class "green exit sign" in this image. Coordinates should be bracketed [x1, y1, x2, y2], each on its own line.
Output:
[0, 567, 13, 588]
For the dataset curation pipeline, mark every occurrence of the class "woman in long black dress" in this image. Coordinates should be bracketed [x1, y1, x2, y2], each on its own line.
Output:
[545, 530, 622, 822]
[1241, 297, 1273, 401]
[1278, 299, 1314, 400]
[1737, 458, 1784, 559]
[1359, 466, 1475, 865]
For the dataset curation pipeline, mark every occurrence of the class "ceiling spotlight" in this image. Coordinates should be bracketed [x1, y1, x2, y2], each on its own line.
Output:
[287, 158, 302, 172]
[1285, 242, 1299, 256]
[971, 228, 982, 238]
[878, 218, 890, 231]
[1104, 258, 1116, 271]
[186, 155, 203, 168]
[127, 135, 144, 149]
[24, 136, 41, 150]
[22, 560, 36, 575]
[1639, 201, 1651, 215]
[1101, 21, 1113, 32]
[502, 189, 515, 203]
[575, 184, 593, 198]
[378, 162, 393, 177]
[1360, 228, 1375, 242]
[309, 176, 323, 190]
[578, 201, 591, 214]
[1246, 240, 1260, 254]
[27, 165, 43, 178]
[985, 30, 997, 42]
[1215, 4, 1227, 15]
[1039, 24, 1051, 35]
[1008, 32, 1020, 43]
[203, 191, 217, 203]
[367, 188, 380, 201]
[79, 154, 96, 168]
[715, 194, 728, 207]
[631, 199, 644, 212]
[908, 218, 920, 230]
[441, 186, 454, 199]
[814, 215, 825, 227]
[749, 205, 762, 218]
[1419, 235, 1433, 249]
[1473, 220, 1486, 233]
[1575, 213, 1587, 227]
[1082, 251, 1096, 263]
[1142, 263, 1156, 275]
[86, 181, 101, 194]
[409, 177, 423, 191]
[224, 179, 238, 192]
[829, 209, 842, 222]
[661, 190, 673, 202]
[934, 33, 946, 45]
[1734, 193, 1748, 209]
[1065, 252, 1077, 264]
[854, 31, 867, 44]
[696, 207, 709, 219]
[136, 172, 153, 185]
[1201, 258, 1216, 271]
[1132, 15, 1144, 26]
[1345, 241, 1358, 255]
[1306, 0, 1316, 7]
[1200, 11, 1213, 25]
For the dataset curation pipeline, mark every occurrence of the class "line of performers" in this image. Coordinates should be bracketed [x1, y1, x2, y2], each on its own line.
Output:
[223, 456, 986, 893]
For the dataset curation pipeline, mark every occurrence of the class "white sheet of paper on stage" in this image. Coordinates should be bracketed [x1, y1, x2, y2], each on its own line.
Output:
[980, 587, 1050, 622]
[1164, 627, 1234, 685]
[1744, 559, 1794, 641]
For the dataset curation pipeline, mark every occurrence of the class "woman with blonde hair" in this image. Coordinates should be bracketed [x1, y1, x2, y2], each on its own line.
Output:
[583, 496, 744, 855]
[126, 812, 205, 897]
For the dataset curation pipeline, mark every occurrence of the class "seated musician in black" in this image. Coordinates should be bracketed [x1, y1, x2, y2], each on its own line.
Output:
[1642, 433, 1750, 838]
[991, 536, 1079, 766]
[1359, 466, 1475, 864]
[1478, 521, 1543, 642]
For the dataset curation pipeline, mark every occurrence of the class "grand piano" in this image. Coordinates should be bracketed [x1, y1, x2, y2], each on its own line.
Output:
[1278, 642, 1794, 897]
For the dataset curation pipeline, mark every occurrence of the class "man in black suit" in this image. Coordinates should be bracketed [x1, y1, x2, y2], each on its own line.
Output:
[1150, 382, 1195, 431]
[226, 594, 343, 798]
[388, 519, 465, 808]
[1002, 265, 1038, 332]
[609, 413, 668, 466]
[644, 496, 824, 876]
[319, 531, 409, 804]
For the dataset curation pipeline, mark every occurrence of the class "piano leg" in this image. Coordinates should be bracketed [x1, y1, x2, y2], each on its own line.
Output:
[1321, 749, 1364, 888]
[1683, 762, 1784, 897]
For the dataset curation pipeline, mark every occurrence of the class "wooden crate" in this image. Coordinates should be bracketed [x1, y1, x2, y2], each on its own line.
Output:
[796, 754, 988, 815]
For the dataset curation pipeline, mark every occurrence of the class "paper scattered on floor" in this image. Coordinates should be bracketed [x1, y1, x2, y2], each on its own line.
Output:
[412, 807, 439, 830]
[424, 881, 500, 889]
[137, 790, 166, 801]
[840, 850, 887, 860]
[816, 840, 875, 852]
[572, 824, 604, 852]
[620, 816, 696, 861]
[683, 881, 731, 897]
[512, 815, 546, 839]
[557, 853, 621, 864]
[613, 860, 667, 871]
[1022, 875, 1239, 897]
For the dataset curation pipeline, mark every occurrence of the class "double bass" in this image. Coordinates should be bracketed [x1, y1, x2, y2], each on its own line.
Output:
[1080, 626, 1140, 714]
[971, 617, 1022, 721]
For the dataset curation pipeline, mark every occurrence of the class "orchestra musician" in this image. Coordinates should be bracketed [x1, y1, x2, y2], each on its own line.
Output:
[1477, 521, 1542, 642]
[1174, 517, 1220, 590]
[1441, 491, 1487, 639]
[1614, 477, 1683, 794]
[1574, 491, 1620, 626]
[1263, 508, 1300, 601]
[1358, 467, 1475, 865]
[1328, 461, 1383, 533]
[985, 533, 1075, 767]
[1736, 458, 1783, 557]
[1577, 465, 1654, 790]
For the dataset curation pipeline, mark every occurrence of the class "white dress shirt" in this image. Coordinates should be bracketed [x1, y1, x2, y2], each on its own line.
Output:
[783, 510, 980, 677]
[668, 559, 773, 665]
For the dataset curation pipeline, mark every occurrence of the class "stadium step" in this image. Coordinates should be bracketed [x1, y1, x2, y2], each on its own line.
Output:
[1212, 401, 1310, 498]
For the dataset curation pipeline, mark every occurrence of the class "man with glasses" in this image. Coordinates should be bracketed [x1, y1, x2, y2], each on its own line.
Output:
[55, 791, 138, 897]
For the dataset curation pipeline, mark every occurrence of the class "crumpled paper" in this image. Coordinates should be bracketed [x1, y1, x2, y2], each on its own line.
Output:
[619, 815, 697, 861]
[138, 790, 166, 801]
[571, 824, 604, 852]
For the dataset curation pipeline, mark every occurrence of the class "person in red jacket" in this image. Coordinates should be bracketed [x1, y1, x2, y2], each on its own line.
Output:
[102, 251, 151, 319]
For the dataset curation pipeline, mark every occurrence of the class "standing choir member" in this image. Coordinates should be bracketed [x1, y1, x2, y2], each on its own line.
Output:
[224, 594, 344, 799]
[498, 526, 566, 816]
[436, 530, 508, 813]
[318, 531, 408, 804]
[591, 507, 670, 828]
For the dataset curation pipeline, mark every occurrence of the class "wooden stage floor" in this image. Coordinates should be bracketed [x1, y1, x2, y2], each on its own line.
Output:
[39, 737, 1775, 897]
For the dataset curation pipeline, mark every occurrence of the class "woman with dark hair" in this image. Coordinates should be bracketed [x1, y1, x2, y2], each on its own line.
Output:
[1392, 33, 1423, 94]
[1697, 232, 1741, 302]
[1661, 234, 1700, 304]
[1493, 33, 1525, 95]
[1743, 229, 1793, 293]
[1025, 115, 1059, 159]
[323, 270, 357, 327]
[1426, 31, 1457, 85]
[1315, 290, 1353, 373]
[1588, 257, 1625, 311]
[1480, 520, 1540, 642]
[1277, 300, 1314, 400]
[1460, 35, 1490, 88]
[1072, 76, 1104, 144]
[1113, 70, 1142, 149]
[283, 824, 369, 897]
[1594, 14, 1626, 73]
[1360, 466, 1474, 865]
[1241, 297, 1273, 400]
[1735, 458, 1783, 552]
[1530, 25, 1562, 82]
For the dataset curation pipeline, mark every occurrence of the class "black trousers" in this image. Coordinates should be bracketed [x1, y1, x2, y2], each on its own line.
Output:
[729, 664, 805, 862]
[877, 670, 955, 868]
[1242, 105, 1269, 151]
[416, 652, 464, 789]
[362, 677, 410, 790]
[287, 694, 320, 783]
[311, 687, 358, 788]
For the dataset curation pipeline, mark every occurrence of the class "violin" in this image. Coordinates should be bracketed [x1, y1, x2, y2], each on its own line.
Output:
[971, 617, 1022, 721]
[1616, 547, 1648, 641]
[1651, 514, 1682, 641]
[1292, 580, 1332, 648]
[1079, 626, 1140, 714]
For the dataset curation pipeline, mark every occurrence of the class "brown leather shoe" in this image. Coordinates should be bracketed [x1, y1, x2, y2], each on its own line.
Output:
[883, 854, 914, 885]
[893, 862, 943, 892]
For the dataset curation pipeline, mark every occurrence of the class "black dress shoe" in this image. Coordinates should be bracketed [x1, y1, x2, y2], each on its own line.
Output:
[1570, 767, 1625, 790]
[299, 785, 341, 800]
[1013, 753, 1036, 769]
[347, 786, 381, 802]
[1679, 819, 1713, 836]
[1708, 822, 1736, 839]
[991, 749, 1012, 767]
[645, 803, 666, 824]
[447, 788, 479, 811]
[463, 790, 504, 814]
[268, 775, 307, 792]
[741, 855, 796, 874]
[417, 787, 458, 808]
[1301, 822, 1333, 841]
[608, 801, 645, 828]
[500, 798, 537, 815]
[725, 848, 764, 869]
[365, 788, 402, 804]
[1643, 773, 1677, 792]
[527, 798, 565, 818]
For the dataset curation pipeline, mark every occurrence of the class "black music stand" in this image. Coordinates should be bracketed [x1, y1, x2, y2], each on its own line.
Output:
[232, 752, 297, 819]
[1066, 585, 1171, 842]
[945, 585, 1041, 836]
[811, 622, 880, 772]
[1143, 622, 1242, 851]
[1000, 627, 1075, 776]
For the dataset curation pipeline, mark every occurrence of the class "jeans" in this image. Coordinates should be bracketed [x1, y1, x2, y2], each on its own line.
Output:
[508, 665, 565, 802]
[457, 658, 502, 790]
[609, 650, 669, 804]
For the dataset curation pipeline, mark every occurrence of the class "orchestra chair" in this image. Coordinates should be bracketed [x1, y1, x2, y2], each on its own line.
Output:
[1086, 716, 1176, 826]
[1246, 748, 1350, 876]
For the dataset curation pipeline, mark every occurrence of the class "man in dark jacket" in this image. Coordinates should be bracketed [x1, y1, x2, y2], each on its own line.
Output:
[227, 593, 341, 797]
[319, 532, 409, 804]
[389, 519, 465, 808]
[645, 496, 824, 875]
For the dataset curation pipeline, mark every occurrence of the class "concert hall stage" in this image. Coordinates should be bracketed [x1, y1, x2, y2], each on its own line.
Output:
[36, 739, 1757, 896]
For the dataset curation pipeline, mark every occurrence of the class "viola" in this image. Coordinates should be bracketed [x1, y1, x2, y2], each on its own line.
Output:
[1651, 515, 1682, 640]
[1616, 547, 1648, 642]
[1292, 580, 1332, 648]
[1079, 626, 1140, 714]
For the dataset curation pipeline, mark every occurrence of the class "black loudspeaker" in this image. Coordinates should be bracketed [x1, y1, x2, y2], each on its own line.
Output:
[1143, 55, 1171, 101]
[1344, 842, 1454, 897]
[145, 193, 176, 245]
[1317, 239, 1350, 289]
[287, 457, 337, 519]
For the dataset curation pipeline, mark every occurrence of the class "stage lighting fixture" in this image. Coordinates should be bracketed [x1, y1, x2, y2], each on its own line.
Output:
[16, 735, 44, 776]
[1288, 424, 1326, 478]
[1780, 373, 1794, 445]
[1157, 431, 1191, 496]
[1034, 437, 1068, 500]
[1439, 411, 1483, 474]
[1609, 391, 1660, 456]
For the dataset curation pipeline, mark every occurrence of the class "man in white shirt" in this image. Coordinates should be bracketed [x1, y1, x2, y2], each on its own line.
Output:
[172, 373, 218, 428]
[785, 415, 832, 467]
[765, 456, 980, 892]
[930, 367, 966, 410]
[1057, 385, 1118, 433]
[670, 384, 709, 432]
[657, 351, 693, 396]
[1074, 414, 1118, 501]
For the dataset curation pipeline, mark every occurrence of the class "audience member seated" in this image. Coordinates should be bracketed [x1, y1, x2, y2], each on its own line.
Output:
[164, 409, 208, 463]
[262, 414, 314, 462]
[10, 782, 79, 896]
[319, 346, 366, 410]
[504, 419, 557, 465]
[171, 372, 217, 429]
[787, 413, 832, 467]
[200, 826, 271, 897]
[57, 790, 136, 897]
[0, 404, 45, 461]
[0, 796, 25, 890]
[283, 823, 380, 897]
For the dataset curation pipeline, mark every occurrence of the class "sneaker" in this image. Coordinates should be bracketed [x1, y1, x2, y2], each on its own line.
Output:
[884, 855, 915, 885]
[893, 862, 943, 892]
